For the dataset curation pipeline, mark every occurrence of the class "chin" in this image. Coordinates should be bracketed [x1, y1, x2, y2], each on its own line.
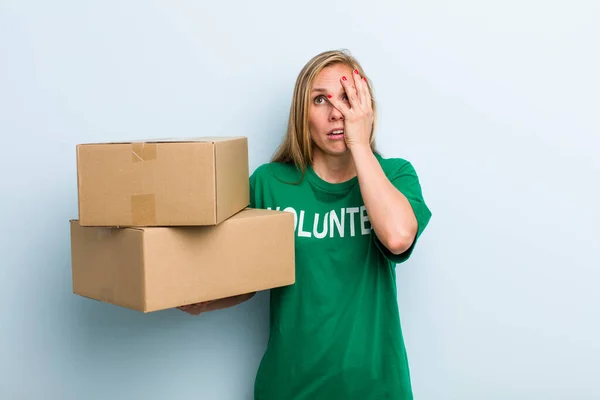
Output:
[314, 142, 349, 157]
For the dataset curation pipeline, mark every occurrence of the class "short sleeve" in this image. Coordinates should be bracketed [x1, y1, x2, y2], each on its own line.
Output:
[249, 164, 271, 209]
[249, 169, 257, 209]
[373, 160, 432, 264]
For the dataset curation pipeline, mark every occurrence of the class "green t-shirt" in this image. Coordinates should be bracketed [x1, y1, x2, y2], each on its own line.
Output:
[251, 153, 432, 400]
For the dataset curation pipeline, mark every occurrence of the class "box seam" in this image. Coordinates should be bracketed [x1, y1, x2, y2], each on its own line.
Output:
[76, 145, 83, 222]
[140, 230, 147, 312]
[213, 143, 218, 224]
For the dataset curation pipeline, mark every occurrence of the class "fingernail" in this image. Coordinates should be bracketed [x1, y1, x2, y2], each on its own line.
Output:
[363, 77, 367, 81]
[327, 94, 332, 98]
[342, 76, 347, 81]
[354, 69, 359, 74]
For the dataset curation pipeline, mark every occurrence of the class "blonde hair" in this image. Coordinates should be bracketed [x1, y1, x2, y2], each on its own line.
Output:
[271, 49, 378, 173]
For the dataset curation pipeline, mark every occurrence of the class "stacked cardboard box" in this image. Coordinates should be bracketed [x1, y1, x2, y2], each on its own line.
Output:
[70, 137, 295, 312]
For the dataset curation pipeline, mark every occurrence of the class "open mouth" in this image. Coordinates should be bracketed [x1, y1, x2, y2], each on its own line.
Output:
[328, 129, 344, 136]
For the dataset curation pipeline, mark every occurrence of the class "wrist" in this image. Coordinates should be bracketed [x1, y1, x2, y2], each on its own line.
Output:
[349, 144, 377, 174]
[348, 142, 373, 157]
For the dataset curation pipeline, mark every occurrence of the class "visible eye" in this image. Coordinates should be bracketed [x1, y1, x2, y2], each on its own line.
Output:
[342, 94, 349, 102]
[313, 95, 326, 105]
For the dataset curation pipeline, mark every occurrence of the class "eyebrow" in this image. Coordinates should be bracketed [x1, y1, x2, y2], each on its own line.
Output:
[311, 88, 328, 93]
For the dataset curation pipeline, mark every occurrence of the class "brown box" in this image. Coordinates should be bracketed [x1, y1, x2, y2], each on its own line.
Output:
[70, 208, 295, 312]
[76, 137, 249, 227]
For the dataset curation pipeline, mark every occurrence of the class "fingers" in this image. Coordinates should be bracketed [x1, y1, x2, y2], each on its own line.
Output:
[327, 91, 350, 116]
[334, 69, 371, 114]
[177, 301, 214, 315]
[350, 69, 373, 110]
[176, 293, 255, 316]
[186, 307, 204, 316]
[355, 71, 372, 108]
[179, 305, 204, 315]
[341, 73, 360, 108]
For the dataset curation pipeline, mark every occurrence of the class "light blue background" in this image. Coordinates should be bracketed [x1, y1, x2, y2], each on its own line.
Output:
[1, 1, 599, 399]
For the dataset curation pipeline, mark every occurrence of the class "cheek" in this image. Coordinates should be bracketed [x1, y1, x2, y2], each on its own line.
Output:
[308, 110, 318, 137]
[308, 108, 326, 133]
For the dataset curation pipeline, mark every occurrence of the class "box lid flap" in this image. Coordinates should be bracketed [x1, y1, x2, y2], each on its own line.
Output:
[69, 220, 147, 231]
[78, 137, 246, 146]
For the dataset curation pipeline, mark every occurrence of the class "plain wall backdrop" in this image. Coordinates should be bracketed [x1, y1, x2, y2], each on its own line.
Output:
[1, 1, 598, 399]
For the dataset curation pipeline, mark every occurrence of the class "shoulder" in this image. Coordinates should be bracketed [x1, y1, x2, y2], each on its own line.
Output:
[374, 152, 417, 177]
[250, 161, 303, 184]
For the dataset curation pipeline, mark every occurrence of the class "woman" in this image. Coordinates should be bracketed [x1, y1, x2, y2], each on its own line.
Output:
[181, 49, 432, 399]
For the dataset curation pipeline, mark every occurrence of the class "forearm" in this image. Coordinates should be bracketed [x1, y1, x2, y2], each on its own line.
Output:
[351, 146, 418, 254]
[204, 292, 256, 312]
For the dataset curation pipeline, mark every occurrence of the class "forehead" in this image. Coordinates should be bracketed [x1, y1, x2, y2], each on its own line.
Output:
[312, 64, 354, 89]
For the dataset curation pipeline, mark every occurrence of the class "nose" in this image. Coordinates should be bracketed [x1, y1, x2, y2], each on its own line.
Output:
[329, 105, 344, 121]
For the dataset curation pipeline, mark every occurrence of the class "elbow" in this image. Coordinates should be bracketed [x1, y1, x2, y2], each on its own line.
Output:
[384, 224, 418, 256]
[386, 234, 414, 255]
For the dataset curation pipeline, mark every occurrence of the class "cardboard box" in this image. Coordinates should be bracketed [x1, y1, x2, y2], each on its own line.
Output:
[76, 137, 249, 227]
[70, 208, 295, 312]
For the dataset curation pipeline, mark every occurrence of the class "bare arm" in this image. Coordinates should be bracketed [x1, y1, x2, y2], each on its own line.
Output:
[351, 146, 417, 255]
[327, 69, 418, 255]
[178, 292, 256, 315]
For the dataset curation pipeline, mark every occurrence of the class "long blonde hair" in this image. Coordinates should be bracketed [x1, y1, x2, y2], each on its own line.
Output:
[271, 49, 378, 174]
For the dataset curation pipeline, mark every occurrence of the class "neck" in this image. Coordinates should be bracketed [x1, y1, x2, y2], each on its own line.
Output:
[311, 147, 357, 183]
